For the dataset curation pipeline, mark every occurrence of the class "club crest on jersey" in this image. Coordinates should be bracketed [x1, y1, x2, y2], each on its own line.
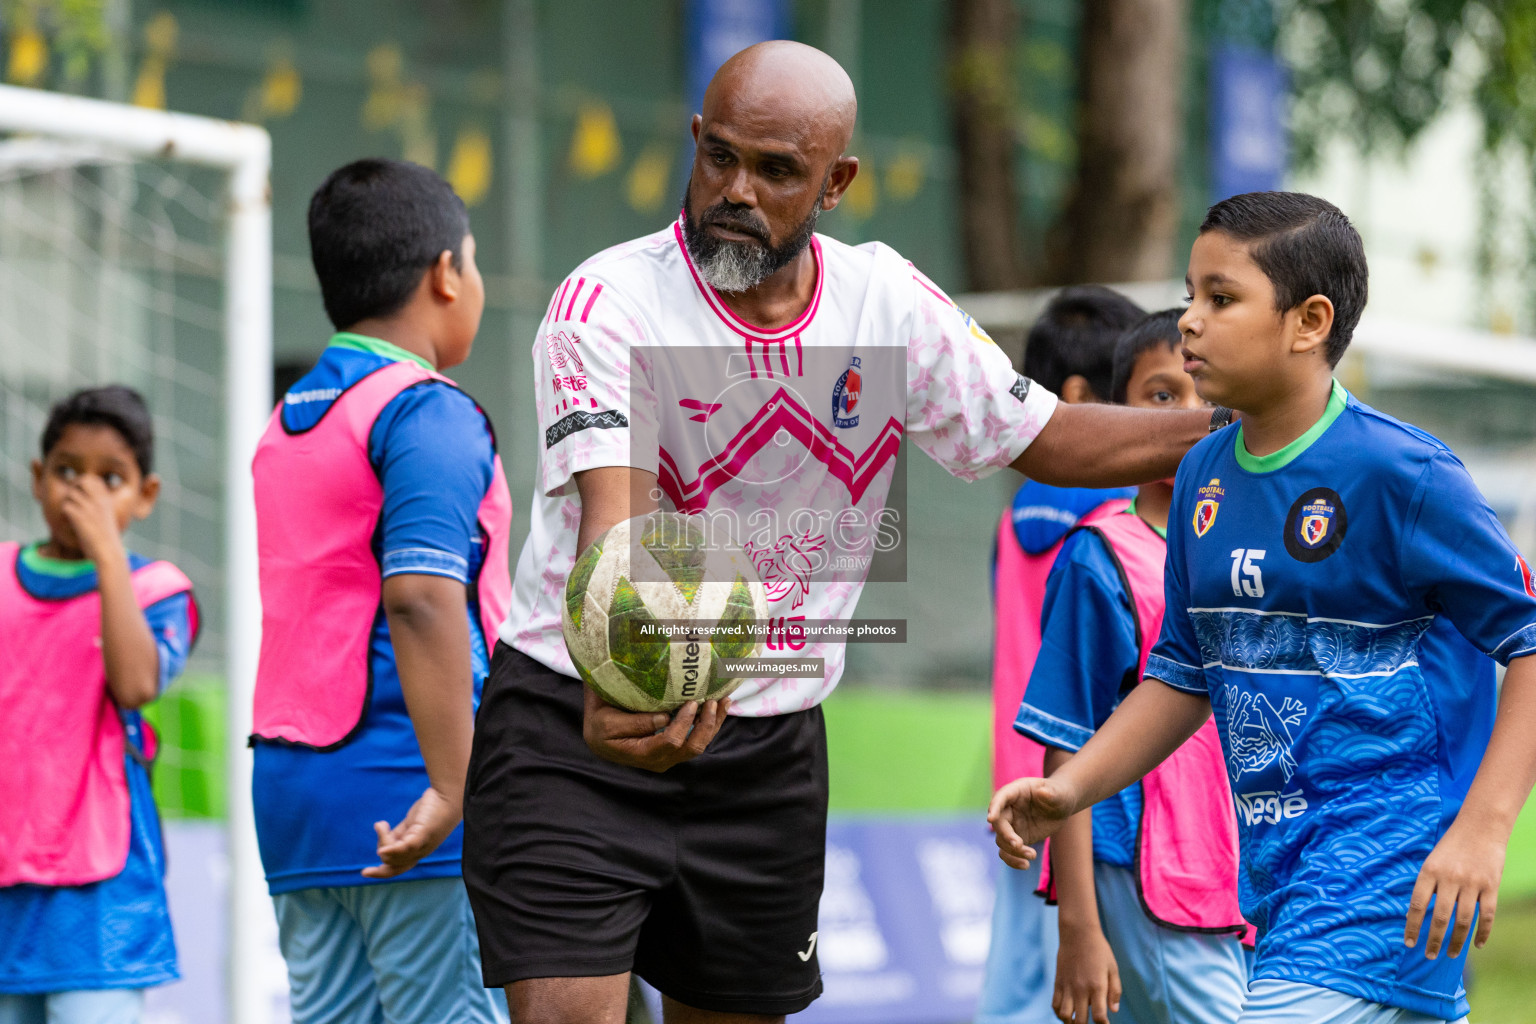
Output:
[1519, 555, 1536, 600]
[1192, 478, 1224, 537]
[1284, 487, 1348, 562]
[1299, 504, 1333, 547]
[832, 356, 862, 428]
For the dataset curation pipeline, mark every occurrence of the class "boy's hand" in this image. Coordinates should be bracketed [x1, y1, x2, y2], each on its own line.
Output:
[362, 786, 462, 879]
[60, 476, 125, 565]
[1053, 922, 1122, 1024]
[987, 777, 1076, 868]
[1404, 819, 1506, 958]
[582, 685, 729, 773]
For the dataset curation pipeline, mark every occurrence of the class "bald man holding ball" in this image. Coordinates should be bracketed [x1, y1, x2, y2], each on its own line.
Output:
[463, 41, 1213, 1024]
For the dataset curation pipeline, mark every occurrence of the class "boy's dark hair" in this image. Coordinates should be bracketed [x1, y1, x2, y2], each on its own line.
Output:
[41, 385, 155, 475]
[1199, 192, 1368, 367]
[1023, 285, 1146, 398]
[1111, 309, 1185, 404]
[308, 158, 471, 330]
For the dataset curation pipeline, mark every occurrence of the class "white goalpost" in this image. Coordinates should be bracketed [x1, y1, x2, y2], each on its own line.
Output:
[0, 85, 275, 1024]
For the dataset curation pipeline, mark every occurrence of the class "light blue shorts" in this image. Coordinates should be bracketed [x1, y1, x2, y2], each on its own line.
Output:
[1238, 980, 1468, 1024]
[0, 989, 143, 1024]
[1095, 861, 1248, 1024]
[976, 858, 1059, 1024]
[272, 877, 507, 1024]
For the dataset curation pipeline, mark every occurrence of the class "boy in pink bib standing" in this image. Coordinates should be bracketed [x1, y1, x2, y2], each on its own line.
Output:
[250, 159, 512, 1024]
[980, 285, 1141, 1024]
[0, 386, 199, 1024]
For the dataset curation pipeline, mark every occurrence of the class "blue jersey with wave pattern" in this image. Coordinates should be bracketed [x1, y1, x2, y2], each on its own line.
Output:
[1146, 383, 1536, 1020]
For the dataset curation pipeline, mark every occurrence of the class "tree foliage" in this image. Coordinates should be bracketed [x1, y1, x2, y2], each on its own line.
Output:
[1048, 0, 1187, 284]
[1277, 1, 1536, 328]
[1474, 1, 1536, 153]
[2, 0, 110, 87]
[948, 0, 1030, 290]
[1280, 0, 1536, 163]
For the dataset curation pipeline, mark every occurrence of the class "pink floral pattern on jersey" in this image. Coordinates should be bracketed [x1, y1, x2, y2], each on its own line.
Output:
[902, 280, 1057, 481]
[539, 562, 568, 600]
[559, 499, 582, 535]
[504, 227, 1059, 718]
[909, 362, 935, 395]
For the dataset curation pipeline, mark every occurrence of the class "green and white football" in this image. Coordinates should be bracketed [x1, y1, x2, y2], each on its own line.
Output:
[561, 511, 768, 712]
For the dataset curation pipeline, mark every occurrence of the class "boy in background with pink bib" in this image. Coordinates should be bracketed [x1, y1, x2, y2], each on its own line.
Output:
[250, 159, 512, 1024]
[980, 287, 1140, 1024]
[0, 386, 198, 1024]
[1015, 311, 1251, 1024]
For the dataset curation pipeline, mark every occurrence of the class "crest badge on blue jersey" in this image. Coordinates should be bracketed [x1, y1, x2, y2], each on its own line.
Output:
[1284, 487, 1348, 562]
[832, 355, 861, 428]
[1193, 478, 1225, 538]
[1299, 504, 1333, 548]
[1194, 500, 1219, 537]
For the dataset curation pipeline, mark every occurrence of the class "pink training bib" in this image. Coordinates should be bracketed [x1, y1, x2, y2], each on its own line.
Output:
[1037, 507, 1253, 941]
[0, 542, 195, 887]
[251, 359, 513, 749]
[991, 500, 1127, 790]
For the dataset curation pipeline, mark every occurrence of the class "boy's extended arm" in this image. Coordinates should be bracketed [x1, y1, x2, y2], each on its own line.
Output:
[1405, 653, 1536, 958]
[365, 573, 475, 879]
[989, 679, 1211, 867]
[1044, 747, 1122, 1024]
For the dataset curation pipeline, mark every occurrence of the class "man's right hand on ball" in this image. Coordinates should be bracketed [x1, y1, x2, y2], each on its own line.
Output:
[987, 776, 1078, 869]
[583, 685, 730, 772]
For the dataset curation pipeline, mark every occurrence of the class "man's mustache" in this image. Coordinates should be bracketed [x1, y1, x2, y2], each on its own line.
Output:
[701, 203, 770, 244]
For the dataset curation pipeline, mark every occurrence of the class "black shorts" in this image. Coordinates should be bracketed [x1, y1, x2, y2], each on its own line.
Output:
[463, 644, 827, 1015]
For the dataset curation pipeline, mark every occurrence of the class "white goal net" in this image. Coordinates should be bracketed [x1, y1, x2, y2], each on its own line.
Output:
[0, 85, 279, 1024]
[0, 143, 227, 660]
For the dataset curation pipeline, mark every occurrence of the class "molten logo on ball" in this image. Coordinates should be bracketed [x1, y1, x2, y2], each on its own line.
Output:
[561, 511, 769, 712]
[679, 641, 702, 699]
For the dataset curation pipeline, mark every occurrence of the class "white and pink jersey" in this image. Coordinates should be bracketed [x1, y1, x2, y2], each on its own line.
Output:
[501, 217, 1059, 716]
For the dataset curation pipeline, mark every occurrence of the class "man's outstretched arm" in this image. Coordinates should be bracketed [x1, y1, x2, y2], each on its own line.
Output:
[1012, 404, 1210, 488]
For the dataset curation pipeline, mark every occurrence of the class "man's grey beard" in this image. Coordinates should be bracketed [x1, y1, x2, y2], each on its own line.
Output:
[692, 232, 793, 293]
[681, 180, 825, 294]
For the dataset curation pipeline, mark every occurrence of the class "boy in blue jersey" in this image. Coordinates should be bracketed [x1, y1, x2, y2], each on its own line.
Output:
[1016, 310, 1247, 1024]
[991, 192, 1536, 1024]
[981, 286, 1141, 1024]
[0, 387, 196, 1024]
[250, 160, 508, 1024]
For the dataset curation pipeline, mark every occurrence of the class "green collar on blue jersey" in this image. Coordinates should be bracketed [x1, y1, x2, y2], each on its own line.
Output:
[328, 332, 435, 372]
[20, 541, 96, 578]
[1233, 378, 1348, 475]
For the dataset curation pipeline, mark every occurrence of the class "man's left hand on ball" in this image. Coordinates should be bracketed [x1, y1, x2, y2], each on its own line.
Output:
[582, 685, 730, 772]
